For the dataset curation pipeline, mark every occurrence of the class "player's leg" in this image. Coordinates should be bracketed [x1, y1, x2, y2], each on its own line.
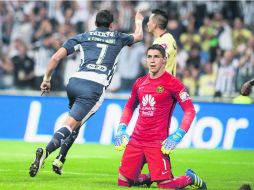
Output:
[52, 100, 104, 175]
[185, 169, 207, 189]
[131, 158, 153, 187]
[144, 146, 173, 188]
[30, 79, 104, 177]
[29, 115, 80, 177]
[144, 146, 206, 189]
[118, 172, 151, 188]
[118, 173, 131, 187]
[157, 176, 192, 189]
[52, 79, 82, 175]
[133, 173, 152, 188]
[118, 143, 145, 187]
[52, 126, 81, 175]
[52, 78, 105, 175]
[158, 170, 207, 190]
[144, 146, 192, 189]
[144, 146, 173, 182]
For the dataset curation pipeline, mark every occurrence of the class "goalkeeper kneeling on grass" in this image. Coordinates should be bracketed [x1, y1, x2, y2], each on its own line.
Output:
[114, 44, 207, 189]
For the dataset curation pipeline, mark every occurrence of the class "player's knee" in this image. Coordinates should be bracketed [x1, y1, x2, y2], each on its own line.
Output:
[118, 173, 132, 187]
[70, 131, 79, 140]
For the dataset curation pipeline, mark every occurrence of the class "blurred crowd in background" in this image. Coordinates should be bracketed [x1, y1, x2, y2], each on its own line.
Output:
[0, 0, 254, 100]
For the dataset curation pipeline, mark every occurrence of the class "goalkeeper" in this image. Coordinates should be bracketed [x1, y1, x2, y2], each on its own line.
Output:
[114, 44, 207, 189]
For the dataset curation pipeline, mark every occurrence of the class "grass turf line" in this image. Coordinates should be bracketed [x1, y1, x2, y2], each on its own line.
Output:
[0, 140, 253, 190]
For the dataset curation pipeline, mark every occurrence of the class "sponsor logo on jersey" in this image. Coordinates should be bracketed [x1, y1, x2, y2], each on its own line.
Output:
[142, 94, 156, 107]
[86, 64, 107, 72]
[141, 94, 156, 117]
[179, 90, 190, 102]
[156, 85, 164, 93]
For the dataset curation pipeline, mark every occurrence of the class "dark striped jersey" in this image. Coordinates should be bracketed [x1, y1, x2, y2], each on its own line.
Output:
[62, 27, 134, 86]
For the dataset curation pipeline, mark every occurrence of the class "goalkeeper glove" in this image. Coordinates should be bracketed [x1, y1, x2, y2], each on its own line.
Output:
[161, 128, 186, 155]
[114, 123, 130, 151]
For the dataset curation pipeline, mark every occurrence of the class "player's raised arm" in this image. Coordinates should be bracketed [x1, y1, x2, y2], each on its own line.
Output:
[131, 10, 144, 43]
[40, 47, 67, 94]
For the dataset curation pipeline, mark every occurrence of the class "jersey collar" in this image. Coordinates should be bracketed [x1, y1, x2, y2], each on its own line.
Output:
[159, 31, 167, 37]
[149, 71, 167, 80]
[96, 27, 110, 31]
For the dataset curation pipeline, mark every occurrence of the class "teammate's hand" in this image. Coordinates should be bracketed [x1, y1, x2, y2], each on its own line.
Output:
[114, 123, 129, 151]
[40, 81, 51, 96]
[161, 128, 186, 155]
[240, 81, 252, 96]
[135, 9, 144, 24]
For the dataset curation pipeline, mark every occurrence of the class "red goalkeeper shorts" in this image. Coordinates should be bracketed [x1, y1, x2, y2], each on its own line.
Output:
[119, 142, 173, 181]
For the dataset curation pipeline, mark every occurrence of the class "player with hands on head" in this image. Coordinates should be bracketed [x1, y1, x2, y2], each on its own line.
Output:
[29, 9, 144, 177]
[114, 44, 207, 189]
[240, 79, 254, 96]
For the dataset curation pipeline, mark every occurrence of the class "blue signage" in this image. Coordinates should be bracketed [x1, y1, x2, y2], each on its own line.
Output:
[0, 95, 253, 149]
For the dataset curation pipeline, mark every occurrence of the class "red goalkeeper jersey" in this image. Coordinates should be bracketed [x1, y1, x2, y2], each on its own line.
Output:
[120, 72, 196, 147]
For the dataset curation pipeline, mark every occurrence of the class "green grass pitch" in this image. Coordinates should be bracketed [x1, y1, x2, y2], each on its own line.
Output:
[0, 140, 253, 190]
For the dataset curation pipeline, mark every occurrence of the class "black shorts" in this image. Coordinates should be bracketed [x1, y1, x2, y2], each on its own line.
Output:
[66, 78, 105, 122]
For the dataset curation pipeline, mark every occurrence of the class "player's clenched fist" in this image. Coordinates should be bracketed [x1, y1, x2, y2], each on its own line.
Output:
[40, 81, 51, 95]
[114, 123, 129, 151]
[161, 128, 186, 155]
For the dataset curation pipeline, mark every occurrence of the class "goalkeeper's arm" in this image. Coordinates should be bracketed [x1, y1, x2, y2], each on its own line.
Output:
[114, 107, 135, 151]
[114, 101, 138, 151]
[114, 82, 139, 151]
[161, 98, 196, 155]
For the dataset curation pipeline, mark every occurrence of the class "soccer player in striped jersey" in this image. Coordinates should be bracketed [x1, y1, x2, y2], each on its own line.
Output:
[114, 44, 207, 189]
[147, 9, 177, 76]
[29, 9, 144, 177]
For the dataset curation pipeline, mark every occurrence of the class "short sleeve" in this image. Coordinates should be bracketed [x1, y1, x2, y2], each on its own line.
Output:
[62, 34, 83, 55]
[117, 32, 134, 46]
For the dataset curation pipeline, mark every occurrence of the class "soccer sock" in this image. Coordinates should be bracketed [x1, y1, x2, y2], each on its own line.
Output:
[133, 174, 152, 187]
[46, 126, 72, 154]
[118, 178, 131, 187]
[57, 126, 81, 163]
[157, 176, 192, 189]
[56, 154, 66, 163]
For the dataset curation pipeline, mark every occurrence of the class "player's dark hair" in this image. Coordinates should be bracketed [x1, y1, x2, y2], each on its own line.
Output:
[147, 44, 166, 58]
[95, 10, 113, 28]
[151, 9, 168, 29]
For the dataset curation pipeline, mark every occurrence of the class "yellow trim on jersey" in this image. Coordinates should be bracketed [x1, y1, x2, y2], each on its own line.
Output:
[153, 33, 177, 76]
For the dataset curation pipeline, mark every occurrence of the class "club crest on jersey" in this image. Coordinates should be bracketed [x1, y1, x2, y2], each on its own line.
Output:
[179, 90, 190, 102]
[156, 85, 164, 93]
